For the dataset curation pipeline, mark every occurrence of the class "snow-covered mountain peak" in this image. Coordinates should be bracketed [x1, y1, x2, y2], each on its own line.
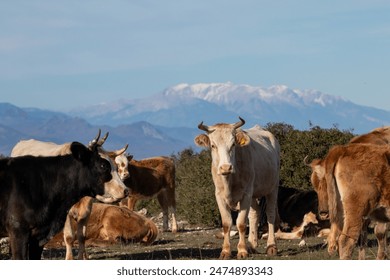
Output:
[162, 82, 337, 107]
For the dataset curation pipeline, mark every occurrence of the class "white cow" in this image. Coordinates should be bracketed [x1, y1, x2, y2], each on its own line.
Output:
[194, 117, 280, 259]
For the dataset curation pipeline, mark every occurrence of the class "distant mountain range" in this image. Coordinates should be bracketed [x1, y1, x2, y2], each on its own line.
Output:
[0, 103, 189, 158]
[1, 83, 389, 157]
[69, 82, 389, 131]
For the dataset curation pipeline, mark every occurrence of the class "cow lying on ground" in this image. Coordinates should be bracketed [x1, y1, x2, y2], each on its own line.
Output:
[264, 186, 330, 244]
[46, 199, 158, 259]
[256, 186, 329, 245]
[10, 130, 129, 260]
[277, 186, 320, 230]
[312, 144, 390, 259]
[119, 156, 178, 233]
[195, 117, 280, 259]
[262, 212, 328, 246]
[308, 126, 390, 259]
[0, 142, 113, 259]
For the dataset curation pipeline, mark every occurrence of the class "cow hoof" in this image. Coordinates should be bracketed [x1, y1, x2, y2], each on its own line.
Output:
[266, 245, 277, 256]
[327, 245, 338, 256]
[219, 252, 231, 260]
[237, 251, 248, 259]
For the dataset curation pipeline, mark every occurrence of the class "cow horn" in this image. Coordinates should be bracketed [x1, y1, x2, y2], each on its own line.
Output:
[110, 144, 129, 157]
[303, 155, 310, 166]
[198, 121, 215, 133]
[88, 129, 101, 148]
[97, 132, 109, 146]
[233, 117, 245, 129]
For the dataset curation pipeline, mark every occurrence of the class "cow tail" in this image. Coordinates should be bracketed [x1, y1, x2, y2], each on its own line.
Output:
[326, 158, 342, 227]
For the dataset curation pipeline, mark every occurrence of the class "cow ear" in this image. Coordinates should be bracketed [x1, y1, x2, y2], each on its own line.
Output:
[235, 131, 250, 146]
[70, 142, 91, 164]
[194, 134, 210, 147]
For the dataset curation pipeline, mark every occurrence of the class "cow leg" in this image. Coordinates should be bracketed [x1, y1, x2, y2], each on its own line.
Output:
[64, 214, 76, 260]
[357, 219, 370, 260]
[77, 221, 88, 260]
[338, 214, 363, 259]
[28, 237, 43, 260]
[157, 191, 170, 232]
[327, 222, 341, 256]
[157, 188, 178, 233]
[127, 196, 138, 211]
[215, 194, 232, 259]
[375, 222, 388, 260]
[264, 190, 278, 256]
[236, 204, 251, 259]
[9, 231, 29, 260]
[167, 186, 178, 233]
[170, 205, 178, 233]
[247, 198, 260, 253]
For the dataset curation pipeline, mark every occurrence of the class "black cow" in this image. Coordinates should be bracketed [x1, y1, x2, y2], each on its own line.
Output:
[258, 186, 329, 235]
[0, 142, 112, 259]
[277, 186, 329, 234]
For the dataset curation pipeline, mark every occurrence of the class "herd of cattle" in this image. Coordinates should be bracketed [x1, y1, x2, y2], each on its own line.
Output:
[0, 118, 389, 260]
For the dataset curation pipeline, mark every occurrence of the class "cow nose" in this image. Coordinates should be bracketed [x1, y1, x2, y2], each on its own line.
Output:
[122, 172, 130, 180]
[319, 211, 329, 220]
[219, 164, 233, 175]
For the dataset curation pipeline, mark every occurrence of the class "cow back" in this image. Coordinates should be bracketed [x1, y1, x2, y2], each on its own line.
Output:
[349, 126, 390, 145]
[11, 139, 72, 157]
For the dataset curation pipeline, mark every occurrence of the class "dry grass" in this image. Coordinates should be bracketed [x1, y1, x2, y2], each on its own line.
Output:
[37, 226, 383, 260]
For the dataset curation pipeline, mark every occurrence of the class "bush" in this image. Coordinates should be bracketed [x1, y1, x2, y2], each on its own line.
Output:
[173, 148, 221, 227]
[265, 123, 354, 190]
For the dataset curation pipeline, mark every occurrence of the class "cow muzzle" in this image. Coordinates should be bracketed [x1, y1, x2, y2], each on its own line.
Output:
[120, 171, 130, 181]
[218, 164, 233, 176]
[319, 211, 329, 220]
[95, 187, 129, 203]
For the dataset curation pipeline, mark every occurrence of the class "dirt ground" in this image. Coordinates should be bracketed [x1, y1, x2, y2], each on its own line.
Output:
[40, 226, 333, 260]
[1, 215, 382, 260]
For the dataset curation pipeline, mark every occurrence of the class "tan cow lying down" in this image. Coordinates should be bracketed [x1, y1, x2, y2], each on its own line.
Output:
[47, 198, 158, 260]
[310, 144, 390, 260]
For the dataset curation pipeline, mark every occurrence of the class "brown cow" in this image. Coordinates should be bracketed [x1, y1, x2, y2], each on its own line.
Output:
[318, 144, 390, 259]
[195, 117, 280, 259]
[119, 156, 178, 233]
[308, 126, 390, 259]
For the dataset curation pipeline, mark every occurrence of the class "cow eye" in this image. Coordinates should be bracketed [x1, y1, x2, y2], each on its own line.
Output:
[101, 162, 110, 171]
[211, 144, 216, 149]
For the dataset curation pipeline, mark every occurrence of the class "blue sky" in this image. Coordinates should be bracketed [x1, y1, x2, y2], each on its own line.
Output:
[1, 0, 389, 111]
